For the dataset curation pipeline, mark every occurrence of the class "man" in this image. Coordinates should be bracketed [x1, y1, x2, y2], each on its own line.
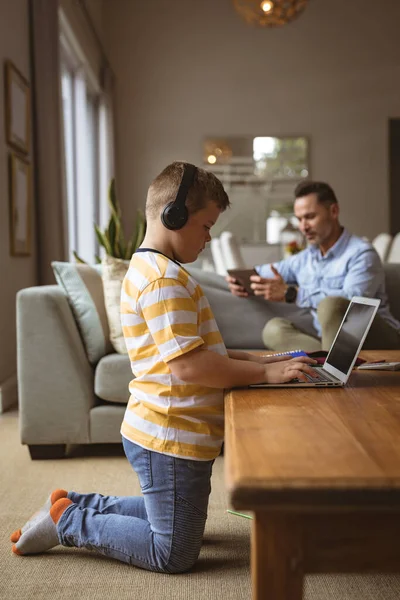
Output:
[226, 181, 400, 351]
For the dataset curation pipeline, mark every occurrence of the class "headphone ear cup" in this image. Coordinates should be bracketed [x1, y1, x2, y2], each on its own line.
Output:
[161, 202, 188, 230]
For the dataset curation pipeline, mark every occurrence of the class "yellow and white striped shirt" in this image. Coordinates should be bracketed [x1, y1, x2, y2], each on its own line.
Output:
[120, 250, 227, 460]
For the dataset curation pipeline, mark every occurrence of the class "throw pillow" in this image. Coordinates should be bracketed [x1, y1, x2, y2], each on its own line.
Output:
[101, 255, 130, 354]
[51, 261, 113, 365]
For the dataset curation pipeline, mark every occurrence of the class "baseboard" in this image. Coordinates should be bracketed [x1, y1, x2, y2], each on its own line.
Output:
[0, 374, 18, 413]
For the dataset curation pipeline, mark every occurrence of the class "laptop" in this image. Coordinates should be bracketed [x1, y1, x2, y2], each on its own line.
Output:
[251, 296, 381, 388]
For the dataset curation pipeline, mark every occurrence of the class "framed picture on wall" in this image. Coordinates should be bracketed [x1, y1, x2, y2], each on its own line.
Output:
[9, 152, 32, 256]
[4, 60, 30, 155]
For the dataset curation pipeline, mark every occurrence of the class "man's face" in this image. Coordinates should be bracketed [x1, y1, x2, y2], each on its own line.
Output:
[173, 200, 221, 264]
[294, 193, 339, 247]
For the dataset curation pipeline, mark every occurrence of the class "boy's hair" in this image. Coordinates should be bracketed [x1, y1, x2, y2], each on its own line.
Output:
[294, 180, 338, 206]
[146, 161, 230, 220]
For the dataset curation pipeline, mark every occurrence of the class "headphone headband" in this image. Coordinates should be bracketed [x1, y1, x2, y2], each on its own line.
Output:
[174, 163, 197, 207]
[161, 163, 197, 230]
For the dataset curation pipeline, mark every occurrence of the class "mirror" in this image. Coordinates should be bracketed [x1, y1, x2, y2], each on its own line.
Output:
[202, 135, 310, 243]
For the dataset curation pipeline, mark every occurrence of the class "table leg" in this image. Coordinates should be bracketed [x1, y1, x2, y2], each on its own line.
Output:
[252, 513, 304, 600]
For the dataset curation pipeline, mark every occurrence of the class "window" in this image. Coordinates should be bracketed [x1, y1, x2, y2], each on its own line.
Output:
[59, 17, 113, 263]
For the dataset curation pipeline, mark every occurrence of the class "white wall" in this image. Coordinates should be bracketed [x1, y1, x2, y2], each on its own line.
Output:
[0, 0, 37, 407]
[103, 0, 400, 241]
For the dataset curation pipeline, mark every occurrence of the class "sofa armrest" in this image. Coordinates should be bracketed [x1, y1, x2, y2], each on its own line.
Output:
[17, 285, 96, 445]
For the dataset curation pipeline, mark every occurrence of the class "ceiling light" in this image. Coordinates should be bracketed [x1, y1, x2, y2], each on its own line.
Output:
[260, 1, 273, 13]
[233, 0, 309, 28]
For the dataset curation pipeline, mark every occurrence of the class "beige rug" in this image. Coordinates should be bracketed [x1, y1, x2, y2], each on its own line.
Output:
[1, 410, 400, 600]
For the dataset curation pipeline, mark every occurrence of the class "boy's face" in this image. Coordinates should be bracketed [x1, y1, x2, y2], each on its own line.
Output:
[173, 199, 221, 264]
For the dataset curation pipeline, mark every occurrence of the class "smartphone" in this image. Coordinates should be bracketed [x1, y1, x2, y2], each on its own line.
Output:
[227, 268, 258, 296]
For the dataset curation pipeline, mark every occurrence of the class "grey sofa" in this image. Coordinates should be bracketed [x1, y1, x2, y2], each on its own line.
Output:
[16, 264, 400, 459]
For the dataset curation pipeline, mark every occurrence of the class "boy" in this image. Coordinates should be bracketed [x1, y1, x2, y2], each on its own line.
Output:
[10, 162, 315, 572]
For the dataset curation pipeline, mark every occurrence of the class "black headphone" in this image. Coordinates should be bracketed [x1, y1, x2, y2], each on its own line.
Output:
[161, 163, 197, 230]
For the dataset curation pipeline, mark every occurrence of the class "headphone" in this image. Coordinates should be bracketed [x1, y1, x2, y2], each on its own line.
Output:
[161, 163, 197, 230]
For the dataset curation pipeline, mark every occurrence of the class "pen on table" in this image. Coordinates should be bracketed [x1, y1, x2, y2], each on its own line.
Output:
[226, 509, 253, 520]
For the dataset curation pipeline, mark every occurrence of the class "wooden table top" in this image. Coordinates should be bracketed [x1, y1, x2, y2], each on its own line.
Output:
[225, 350, 400, 511]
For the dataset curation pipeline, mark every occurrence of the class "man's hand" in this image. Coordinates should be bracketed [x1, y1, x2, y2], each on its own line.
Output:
[226, 275, 249, 297]
[264, 356, 318, 383]
[249, 265, 287, 301]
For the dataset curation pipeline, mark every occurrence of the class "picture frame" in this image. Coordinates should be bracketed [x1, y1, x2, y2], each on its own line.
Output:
[4, 60, 30, 155]
[9, 152, 32, 256]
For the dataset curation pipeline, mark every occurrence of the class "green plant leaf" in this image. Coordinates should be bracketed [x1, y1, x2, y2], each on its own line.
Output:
[73, 251, 87, 264]
[89, 179, 147, 261]
[95, 254, 101, 264]
[125, 209, 146, 258]
[107, 215, 119, 256]
[94, 224, 113, 255]
[108, 178, 120, 219]
[114, 217, 122, 256]
[118, 226, 126, 257]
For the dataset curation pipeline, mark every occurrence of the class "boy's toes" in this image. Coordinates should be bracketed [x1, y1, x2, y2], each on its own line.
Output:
[10, 529, 22, 543]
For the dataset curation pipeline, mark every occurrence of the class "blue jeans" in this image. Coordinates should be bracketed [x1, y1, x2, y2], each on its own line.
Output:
[56, 438, 215, 573]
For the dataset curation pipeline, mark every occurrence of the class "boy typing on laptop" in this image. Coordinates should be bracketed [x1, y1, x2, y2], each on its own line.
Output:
[10, 162, 316, 572]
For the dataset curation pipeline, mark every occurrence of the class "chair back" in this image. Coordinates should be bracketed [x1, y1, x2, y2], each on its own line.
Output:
[387, 232, 400, 263]
[210, 238, 227, 276]
[219, 231, 246, 270]
[372, 233, 393, 262]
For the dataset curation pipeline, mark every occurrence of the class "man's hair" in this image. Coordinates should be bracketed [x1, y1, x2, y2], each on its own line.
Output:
[294, 180, 338, 206]
[146, 161, 230, 220]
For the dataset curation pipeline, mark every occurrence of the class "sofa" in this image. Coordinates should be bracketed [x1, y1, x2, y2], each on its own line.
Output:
[16, 264, 400, 459]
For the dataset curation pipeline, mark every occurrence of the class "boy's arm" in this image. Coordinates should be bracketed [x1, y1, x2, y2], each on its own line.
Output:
[227, 349, 257, 361]
[134, 277, 316, 386]
[227, 349, 286, 364]
[169, 347, 317, 388]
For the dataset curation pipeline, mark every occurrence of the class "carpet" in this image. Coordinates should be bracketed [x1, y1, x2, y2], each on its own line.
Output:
[1, 410, 400, 600]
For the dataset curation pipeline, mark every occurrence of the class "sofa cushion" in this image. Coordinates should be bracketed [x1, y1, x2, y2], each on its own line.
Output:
[52, 261, 113, 365]
[102, 256, 130, 354]
[95, 353, 132, 404]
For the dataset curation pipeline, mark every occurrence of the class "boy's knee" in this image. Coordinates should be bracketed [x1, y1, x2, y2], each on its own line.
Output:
[162, 545, 201, 574]
[164, 559, 197, 574]
[148, 543, 199, 574]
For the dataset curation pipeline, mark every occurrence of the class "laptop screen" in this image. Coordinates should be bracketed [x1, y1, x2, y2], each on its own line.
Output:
[325, 302, 377, 374]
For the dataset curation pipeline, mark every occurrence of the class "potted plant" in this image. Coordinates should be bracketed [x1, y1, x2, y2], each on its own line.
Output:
[74, 178, 146, 263]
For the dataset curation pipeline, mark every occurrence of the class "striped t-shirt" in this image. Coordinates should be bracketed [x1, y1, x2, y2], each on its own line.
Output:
[120, 249, 227, 460]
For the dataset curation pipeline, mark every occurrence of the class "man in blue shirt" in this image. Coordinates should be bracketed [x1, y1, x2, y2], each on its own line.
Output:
[226, 181, 400, 351]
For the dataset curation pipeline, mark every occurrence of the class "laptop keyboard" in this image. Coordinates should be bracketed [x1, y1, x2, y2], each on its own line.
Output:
[305, 368, 333, 383]
[291, 368, 337, 384]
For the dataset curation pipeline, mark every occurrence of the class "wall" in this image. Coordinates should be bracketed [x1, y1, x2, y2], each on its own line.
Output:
[103, 0, 400, 241]
[0, 0, 37, 410]
[84, 0, 104, 45]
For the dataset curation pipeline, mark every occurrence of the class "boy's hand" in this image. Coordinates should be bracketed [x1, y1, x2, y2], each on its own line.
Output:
[264, 356, 318, 383]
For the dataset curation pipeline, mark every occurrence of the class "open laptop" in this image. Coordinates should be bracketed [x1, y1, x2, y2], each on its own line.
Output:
[251, 296, 381, 388]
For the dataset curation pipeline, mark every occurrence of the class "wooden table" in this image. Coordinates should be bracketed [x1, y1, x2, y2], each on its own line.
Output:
[225, 350, 400, 600]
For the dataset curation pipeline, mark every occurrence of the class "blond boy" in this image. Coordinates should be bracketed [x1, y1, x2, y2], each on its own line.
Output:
[10, 162, 315, 572]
